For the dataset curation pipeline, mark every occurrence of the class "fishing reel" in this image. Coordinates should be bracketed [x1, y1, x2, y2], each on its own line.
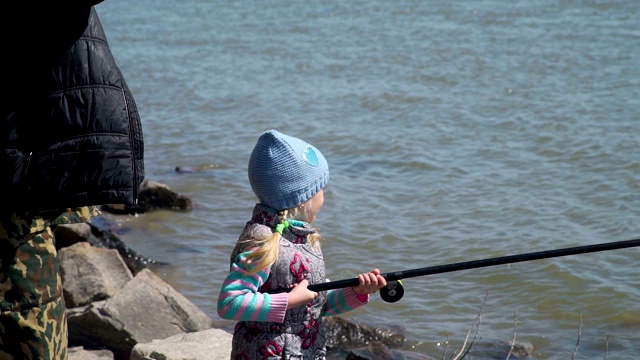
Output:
[380, 280, 404, 303]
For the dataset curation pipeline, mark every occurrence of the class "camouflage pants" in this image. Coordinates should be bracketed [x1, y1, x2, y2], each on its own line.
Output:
[0, 207, 98, 360]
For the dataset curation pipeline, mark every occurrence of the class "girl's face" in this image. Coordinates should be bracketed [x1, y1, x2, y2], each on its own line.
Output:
[303, 189, 324, 224]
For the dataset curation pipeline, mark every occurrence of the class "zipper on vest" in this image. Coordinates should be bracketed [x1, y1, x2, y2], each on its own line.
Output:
[23, 151, 32, 176]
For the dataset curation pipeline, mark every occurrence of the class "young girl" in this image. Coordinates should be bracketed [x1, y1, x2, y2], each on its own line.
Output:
[217, 129, 387, 359]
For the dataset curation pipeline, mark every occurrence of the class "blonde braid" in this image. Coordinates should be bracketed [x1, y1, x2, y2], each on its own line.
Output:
[244, 210, 288, 275]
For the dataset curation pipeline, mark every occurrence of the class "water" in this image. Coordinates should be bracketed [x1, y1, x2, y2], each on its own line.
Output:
[96, 1, 639, 358]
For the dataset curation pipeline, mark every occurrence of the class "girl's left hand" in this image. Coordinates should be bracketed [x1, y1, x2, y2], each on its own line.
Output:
[352, 268, 387, 295]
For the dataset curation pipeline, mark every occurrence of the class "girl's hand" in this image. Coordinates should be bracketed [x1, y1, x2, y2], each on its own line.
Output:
[287, 279, 318, 309]
[352, 268, 387, 295]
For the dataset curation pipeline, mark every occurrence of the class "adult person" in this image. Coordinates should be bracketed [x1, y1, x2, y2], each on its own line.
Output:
[0, 3, 144, 359]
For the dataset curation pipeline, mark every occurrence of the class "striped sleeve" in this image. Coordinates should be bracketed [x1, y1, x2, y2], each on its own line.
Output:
[323, 287, 369, 316]
[217, 249, 288, 323]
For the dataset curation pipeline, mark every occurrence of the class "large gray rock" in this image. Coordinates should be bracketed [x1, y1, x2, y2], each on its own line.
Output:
[103, 268, 213, 335]
[59, 242, 133, 307]
[130, 328, 233, 360]
[68, 269, 212, 360]
[68, 300, 141, 360]
[55, 221, 159, 275]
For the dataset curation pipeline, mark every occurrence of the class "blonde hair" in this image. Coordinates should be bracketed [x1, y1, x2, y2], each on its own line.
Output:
[244, 203, 321, 275]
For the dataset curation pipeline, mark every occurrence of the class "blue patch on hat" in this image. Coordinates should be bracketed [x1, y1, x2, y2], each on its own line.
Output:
[302, 146, 319, 166]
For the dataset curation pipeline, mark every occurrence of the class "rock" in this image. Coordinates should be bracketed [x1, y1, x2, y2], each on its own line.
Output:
[324, 316, 407, 349]
[101, 179, 193, 214]
[67, 301, 132, 359]
[346, 341, 436, 360]
[461, 339, 535, 359]
[323, 317, 433, 360]
[68, 346, 115, 359]
[137, 179, 193, 211]
[67, 269, 212, 359]
[99, 203, 134, 214]
[54, 222, 94, 248]
[174, 164, 221, 174]
[102, 268, 213, 335]
[174, 166, 195, 173]
[59, 242, 133, 307]
[130, 328, 233, 360]
[55, 222, 161, 275]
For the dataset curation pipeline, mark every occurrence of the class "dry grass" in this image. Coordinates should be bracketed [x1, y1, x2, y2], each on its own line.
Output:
[438, 296, 612, 360]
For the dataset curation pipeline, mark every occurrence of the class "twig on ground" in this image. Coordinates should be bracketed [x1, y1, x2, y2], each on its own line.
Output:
[440, 335, 451, 360]
[449, 292, 488, 360]
[436, 304, 624, 360]
[505, 309, 518, 360]
[571, 313, 583, 360]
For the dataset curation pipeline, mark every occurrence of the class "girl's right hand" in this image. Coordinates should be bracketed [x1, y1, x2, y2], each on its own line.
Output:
[286, 279, 318, 309]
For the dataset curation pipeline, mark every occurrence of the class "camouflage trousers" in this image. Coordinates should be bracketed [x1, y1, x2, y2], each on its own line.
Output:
[0, 207, 99, 360]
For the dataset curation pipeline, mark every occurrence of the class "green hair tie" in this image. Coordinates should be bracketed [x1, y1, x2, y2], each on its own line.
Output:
[275, 221, 290, 235]
[287, 219, 306, 227]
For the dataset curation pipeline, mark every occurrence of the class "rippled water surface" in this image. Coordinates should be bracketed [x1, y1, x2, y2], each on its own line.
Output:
[97, 1, 639, 358]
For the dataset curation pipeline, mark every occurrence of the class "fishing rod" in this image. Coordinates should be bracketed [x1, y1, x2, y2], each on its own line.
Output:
[270, 238, 640, 303]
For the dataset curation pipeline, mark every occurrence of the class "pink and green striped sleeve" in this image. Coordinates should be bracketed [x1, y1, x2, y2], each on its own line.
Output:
[217, 250, 288, 323]
[323, 287, 369, 316]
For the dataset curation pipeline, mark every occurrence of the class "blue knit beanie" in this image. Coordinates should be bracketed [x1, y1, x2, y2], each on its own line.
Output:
[248, 130, 329, 211]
